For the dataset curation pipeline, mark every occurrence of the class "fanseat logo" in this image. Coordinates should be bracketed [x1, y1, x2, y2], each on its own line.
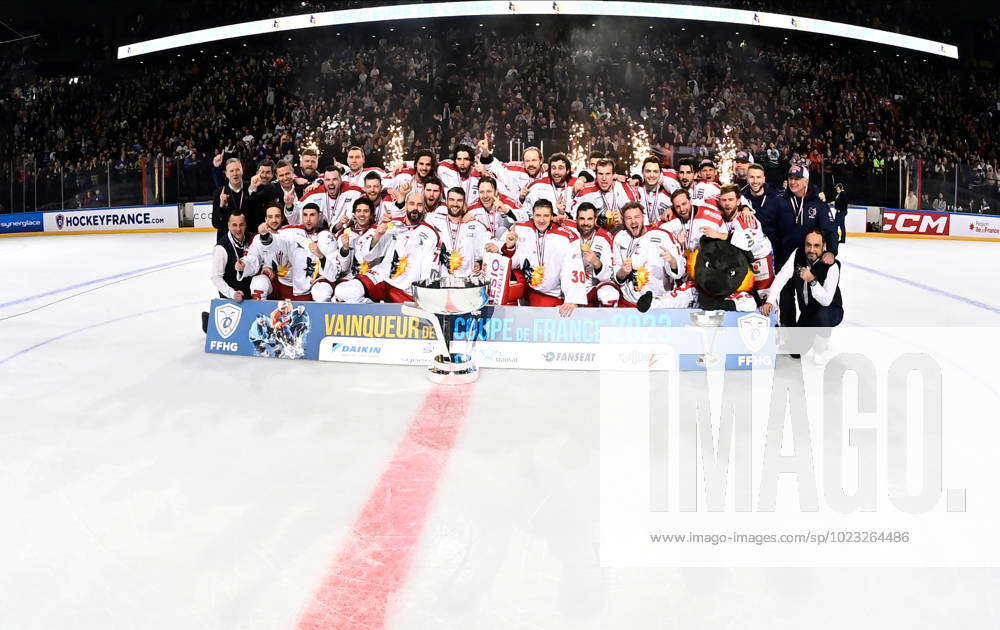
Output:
[883, 211, 949, 235]
[215, 304, 243, 339]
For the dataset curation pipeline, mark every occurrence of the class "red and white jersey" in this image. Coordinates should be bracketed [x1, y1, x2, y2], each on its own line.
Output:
[503, 222, 589, 304]
[387, 166, 427, 194]
[361, 193, 403, 222]
[341, 166, 390, 190]
[521, 177, 577, 221]
[366, 222, 441, 293]
[635, 185, 674, 225]
[662, 205, 727, 253]
[296, 183, 365, 228]
[242, 231, 295, 289]
[426, 213, 491, 278]
[484, 159, 547, 201]
[571, 181, 638, 219]
[691, 179, 721, 209]
[467, 197, 517, 241]
[274, 225, 336, 294]
[659, 168, 681, 194]
[331, 224, 391, 279]
[437, 160, 481, 205]
[612, 227, 686, 304]
[724, 211, 772, 261]
[562, 223, 615, 285]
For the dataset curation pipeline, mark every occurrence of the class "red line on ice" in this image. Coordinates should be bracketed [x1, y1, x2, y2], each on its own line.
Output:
[295, 383, 475, 630]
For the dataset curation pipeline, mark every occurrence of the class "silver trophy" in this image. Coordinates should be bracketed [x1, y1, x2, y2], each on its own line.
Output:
[689, 309, 727, 368]
[402, 277, 488, 384]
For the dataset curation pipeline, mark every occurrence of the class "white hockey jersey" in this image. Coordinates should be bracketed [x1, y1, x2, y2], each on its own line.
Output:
[611, 227, 686, 304]
[690, 180, 721, 209]
[571, 181, 639, 220]
[634, 184, 674, 225]
[502, 222, 589, 304]
[295, 183, 365, 228]
[484, 158, 547, 201]
[242, 231, 294, 292]
[365, 222, 441, 293]
[437, 160, 480, 206]
[661, 205, 727, 253]
[724, 212, 772, 261]
[562, 222, 615, 286]
[521, 176, 577, 221]
[425, 213, 492, 278]
[330, 224, 392, 279]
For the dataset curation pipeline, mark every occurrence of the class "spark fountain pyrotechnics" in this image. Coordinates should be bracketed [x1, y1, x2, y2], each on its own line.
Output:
[716, 124, 738, 184]
[384, 124, 405, 172]
[629, 122, 652, 173]
[568, 122, 587, 173]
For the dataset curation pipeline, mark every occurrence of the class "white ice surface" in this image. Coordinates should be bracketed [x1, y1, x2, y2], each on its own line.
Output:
[1, 233, 998, 629]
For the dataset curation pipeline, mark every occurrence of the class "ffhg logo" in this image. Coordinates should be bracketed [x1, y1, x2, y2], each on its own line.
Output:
[737, 312, 770, 353]
[215, 304, 243, 339]
[55, 214, 65, 230]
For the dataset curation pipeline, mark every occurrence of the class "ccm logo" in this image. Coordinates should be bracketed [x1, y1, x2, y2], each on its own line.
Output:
[883, 211, 949, 235]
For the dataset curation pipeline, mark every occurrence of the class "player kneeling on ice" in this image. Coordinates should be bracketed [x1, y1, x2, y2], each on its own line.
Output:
[240, 203, 295, 300]
[485, 198, 587, 317]
[325, 197, 393, 292]
[237, 202, 336, 302]
[701, 184, 776, 300]
[334, 191, 440, 303]
[611, 202, 688, 309]
[760, 228, 843, 362]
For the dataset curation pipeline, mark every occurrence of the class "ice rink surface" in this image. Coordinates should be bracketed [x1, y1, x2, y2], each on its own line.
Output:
[2, 231, 999, 629]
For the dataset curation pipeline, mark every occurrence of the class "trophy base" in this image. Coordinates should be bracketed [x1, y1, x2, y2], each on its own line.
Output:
[427, 352, 479, 385]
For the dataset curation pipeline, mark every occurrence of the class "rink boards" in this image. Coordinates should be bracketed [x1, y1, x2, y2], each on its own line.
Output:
[204, 299, 777, 371]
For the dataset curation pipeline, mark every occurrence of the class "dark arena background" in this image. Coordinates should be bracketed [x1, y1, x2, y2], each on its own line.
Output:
[2, 2, 1000, 629]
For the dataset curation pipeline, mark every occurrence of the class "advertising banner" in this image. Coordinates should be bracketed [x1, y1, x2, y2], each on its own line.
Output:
[43, 205, 179, 232]
[880, 208, 950, 236]
[205, 299, 776, 371]
[0, 212, 44, 235]
[948, 213, 1000, 240]
[192, 203, 214, 229]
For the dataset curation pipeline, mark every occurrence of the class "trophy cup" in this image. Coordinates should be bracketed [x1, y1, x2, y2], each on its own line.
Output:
[689, 309, 727, 368]
[402, 276, 488, 384]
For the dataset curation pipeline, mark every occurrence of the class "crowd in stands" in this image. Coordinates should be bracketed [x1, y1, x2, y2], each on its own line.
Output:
[2, 3, 999, 214]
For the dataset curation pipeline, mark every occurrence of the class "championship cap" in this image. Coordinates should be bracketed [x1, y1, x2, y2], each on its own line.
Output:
[735, 150, 753, 163]
[787, 165, 810, 180]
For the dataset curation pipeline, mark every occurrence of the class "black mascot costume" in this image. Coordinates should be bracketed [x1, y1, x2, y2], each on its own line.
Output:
[637, 236, 761, 312]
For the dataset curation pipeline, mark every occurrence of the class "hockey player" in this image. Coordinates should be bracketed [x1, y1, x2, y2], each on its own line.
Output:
[243, 203, 295, 300]
[491, 198, 588, 316]
[467, 177, 517, 242]
[389, 150, 437, 194]
[249, 314, 276, 356]
[661, 188, 726, 253]
[733, 150, 753, 188]
[437, 144, 481, 205]
[242, 202, 334, 302]
[691, 158, 721, 210]
[521, 153, 576, 223]
[338, 145, 389, 189]
[675, 158, 697, 193]
[296, 168, 365, 228]
[294, 148, 321, 190]
[362, 171, 402, 221]
[326, 197, 392, 291]
[571, 159, 637, 226]
[571, 203, 617, 307]
[426, 187, 491, 278]
[611, 202, 687, 308]
[334, 191, 441, 303]
[635, 156, 674, 226]
[702, 184, 776, 298]
[477, 139, 546, 202]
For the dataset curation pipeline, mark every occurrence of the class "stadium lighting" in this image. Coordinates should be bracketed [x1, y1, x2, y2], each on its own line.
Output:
[116, 0, 960, 60]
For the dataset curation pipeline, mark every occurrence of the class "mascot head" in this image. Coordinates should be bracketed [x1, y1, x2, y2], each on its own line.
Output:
[686, 236, 755, 310]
